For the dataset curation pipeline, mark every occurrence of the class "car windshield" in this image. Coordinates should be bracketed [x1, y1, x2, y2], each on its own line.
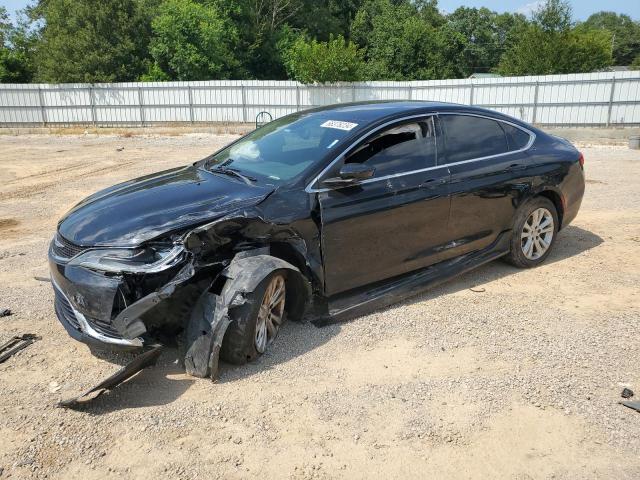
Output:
[204, 113, 359, 184]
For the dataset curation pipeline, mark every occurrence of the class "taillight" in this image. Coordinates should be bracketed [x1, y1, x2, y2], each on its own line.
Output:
[578, 152, 584, 169]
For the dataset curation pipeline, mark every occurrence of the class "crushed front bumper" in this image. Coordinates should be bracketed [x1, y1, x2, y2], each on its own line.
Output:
[48, 235, 201, 350]
[51, 278, 143, 349]
[49, 241, 145, 349]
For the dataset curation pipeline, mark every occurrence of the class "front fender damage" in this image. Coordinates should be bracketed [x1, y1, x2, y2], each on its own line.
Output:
[59, 252, 310, 407]
[183, 252, 311, 379]
[93, 202, 316, 383]
[112, 262, 197, 339]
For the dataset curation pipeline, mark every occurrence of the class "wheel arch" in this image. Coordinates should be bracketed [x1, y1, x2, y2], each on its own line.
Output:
[183, 252, 312, 379]
[225, 252, 312, 322]
[536, 189, 565, 229]
[267, 242, 316, 320]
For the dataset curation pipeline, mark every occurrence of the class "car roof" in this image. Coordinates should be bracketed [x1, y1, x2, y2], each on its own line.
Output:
[300, 100, 530, 128]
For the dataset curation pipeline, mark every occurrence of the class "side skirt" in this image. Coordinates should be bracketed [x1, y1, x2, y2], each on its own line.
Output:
[319, 231, 511, 325]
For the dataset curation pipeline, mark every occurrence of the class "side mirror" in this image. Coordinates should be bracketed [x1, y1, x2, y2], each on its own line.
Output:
[323, 163, 375, 187]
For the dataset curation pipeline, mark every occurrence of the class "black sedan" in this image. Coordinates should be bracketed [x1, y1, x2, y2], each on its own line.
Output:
[49, 101, 585, 378]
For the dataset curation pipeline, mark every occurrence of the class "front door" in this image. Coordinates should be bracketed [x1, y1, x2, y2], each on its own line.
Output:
[316, 117, 451, 296]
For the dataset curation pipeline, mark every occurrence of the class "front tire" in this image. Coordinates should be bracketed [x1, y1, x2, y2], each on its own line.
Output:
[505, 197, 558, 268]
[220, 271, 287, 365]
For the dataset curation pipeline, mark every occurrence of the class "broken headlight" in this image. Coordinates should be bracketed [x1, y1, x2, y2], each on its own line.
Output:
[68, 244, 186, 274]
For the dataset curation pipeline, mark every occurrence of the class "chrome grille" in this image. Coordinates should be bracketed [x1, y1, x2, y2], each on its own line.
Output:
[52, 284, 123, 340]
[53, 284, 81, 331]
[51, 233, 87, 260]
[88, 317, 121, 339]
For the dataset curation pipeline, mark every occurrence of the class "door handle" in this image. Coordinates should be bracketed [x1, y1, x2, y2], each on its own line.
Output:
[421, 178, 447, 188]
[507, 163, 526, 171]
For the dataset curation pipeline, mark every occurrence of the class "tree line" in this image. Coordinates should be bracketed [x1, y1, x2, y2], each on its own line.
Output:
[1, 0, 639, 84]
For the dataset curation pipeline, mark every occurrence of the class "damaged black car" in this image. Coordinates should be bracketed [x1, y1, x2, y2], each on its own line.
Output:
[49, 101, 585, 378]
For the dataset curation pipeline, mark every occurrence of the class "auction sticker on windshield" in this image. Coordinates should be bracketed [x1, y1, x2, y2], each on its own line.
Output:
[321, 120, 358, 131]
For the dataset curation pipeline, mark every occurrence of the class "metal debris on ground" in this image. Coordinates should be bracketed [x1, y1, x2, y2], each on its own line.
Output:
[620, 401, 640, 413]
[621, 388, 634, 399]
[469, 287, 486, 293]
[0, 334, 39, 363]
[0, 308, 11, 317]
[33, 276, 51, 283]
[58, 345, 163, 409]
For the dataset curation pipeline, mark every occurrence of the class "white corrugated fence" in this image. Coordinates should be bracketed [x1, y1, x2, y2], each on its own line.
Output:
[0, 71, 639, 127]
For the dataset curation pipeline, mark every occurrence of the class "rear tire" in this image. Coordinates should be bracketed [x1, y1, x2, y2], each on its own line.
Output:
[220, 271, 287, 365]
[505, 197, 559, 268]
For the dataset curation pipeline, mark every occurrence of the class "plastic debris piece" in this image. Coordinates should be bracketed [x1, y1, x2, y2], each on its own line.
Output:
[620, 401, 640, 413]
[0, 334, 39, 363]
[621, 388, 634, 399]
[58, 345, 163, 409]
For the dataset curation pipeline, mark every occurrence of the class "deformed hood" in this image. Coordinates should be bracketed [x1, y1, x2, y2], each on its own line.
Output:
[58, 165, 273, 247]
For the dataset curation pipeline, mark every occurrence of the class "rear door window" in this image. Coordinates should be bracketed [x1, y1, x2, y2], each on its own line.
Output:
[344, 118, 436, 178]
[440, 115, 509, 164]
[502, 123, 532, 151]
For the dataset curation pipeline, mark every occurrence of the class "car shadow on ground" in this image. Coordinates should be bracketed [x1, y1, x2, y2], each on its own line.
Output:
[320, 224, 603, 320]
[63, 351, 196, 413]
[79, 318, 340, 409]
[75, 225, 601, 409]
[217, 225, 603, 382]
[215, 317, 339, 384]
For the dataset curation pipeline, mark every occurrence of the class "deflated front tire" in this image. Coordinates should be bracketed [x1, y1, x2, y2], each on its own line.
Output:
[220, 270, 288, 365]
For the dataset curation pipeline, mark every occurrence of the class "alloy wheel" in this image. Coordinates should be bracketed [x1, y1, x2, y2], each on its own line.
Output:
[254, 274, 286, 354]
[521, 207, 554, 260]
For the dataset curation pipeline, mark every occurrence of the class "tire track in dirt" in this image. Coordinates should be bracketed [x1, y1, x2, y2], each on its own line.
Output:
[0, 161, 135, 201]
[0, 217, 21, 239]
[2, 163, 87, 186]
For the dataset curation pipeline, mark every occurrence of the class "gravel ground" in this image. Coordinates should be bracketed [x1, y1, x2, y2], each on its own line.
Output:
[0, 133, 639, 479]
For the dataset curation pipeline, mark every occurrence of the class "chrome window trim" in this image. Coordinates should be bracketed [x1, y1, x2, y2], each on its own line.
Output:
[437, 111, 536, 163]
[305, 111, 536, 194]
[305, 114, 437, 193]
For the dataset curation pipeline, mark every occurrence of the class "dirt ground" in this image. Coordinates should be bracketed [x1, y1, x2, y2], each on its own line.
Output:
[0, 133, 639, 479]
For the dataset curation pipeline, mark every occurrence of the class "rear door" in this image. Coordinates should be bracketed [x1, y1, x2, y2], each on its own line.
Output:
[439, 113, 534, 258]
[315, 116, 451, 296]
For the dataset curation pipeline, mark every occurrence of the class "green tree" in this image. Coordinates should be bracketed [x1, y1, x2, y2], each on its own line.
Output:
[0, 7, 13, 81]
[145, 0, 240, 80]
[211, 0, 303, 79]
[533, 0, 572, 32]
[290, 2, 338, 41]
[0, 7, 9, 46]
[582, 12, 640, 66]
[0, 8, 36, 82]
[32, 0, 154, 83]
[632, 54, 640, 69]
[326, 0, 366, 39]
[351, 0, 464, 80]
[281, 34, 365, 83]
[565, 26, 615, 72]
[447, 7, 527, 76]
[498, 0, 612, 76]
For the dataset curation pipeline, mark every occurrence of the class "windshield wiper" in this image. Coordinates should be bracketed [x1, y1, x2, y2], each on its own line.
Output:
[204, 157, 232, 170]
[211, 166, 257, 185]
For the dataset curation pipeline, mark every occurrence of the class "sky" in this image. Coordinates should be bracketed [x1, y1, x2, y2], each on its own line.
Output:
[438, 0, 639, 20]
[1, 0, 639, 22]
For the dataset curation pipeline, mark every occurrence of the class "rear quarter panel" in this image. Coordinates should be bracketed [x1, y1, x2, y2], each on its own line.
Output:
[526, 133, 585, 228]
